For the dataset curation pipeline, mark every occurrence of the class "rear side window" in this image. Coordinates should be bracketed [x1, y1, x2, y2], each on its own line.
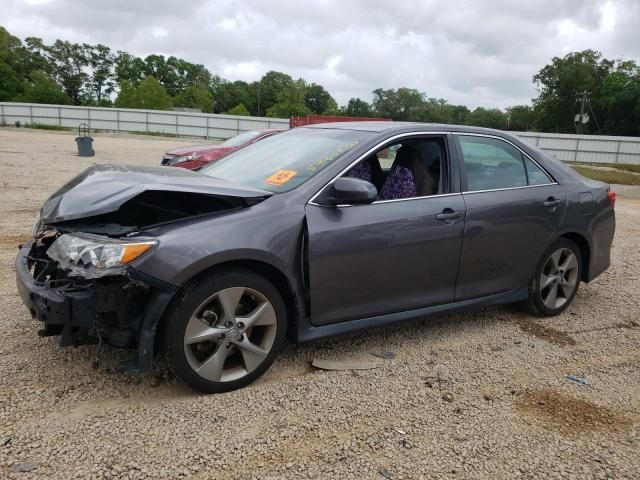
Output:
[458, 136, 550, 191]
[524, 156, 552, 185]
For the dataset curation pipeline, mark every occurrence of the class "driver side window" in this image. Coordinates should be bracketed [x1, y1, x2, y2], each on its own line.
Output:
[343, 137, 448, 201]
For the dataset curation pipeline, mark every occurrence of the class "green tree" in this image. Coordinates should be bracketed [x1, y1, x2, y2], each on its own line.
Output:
[266, 79, 310, 118]
[304, 83, 337, 114]
[372, 88, 425, 120]
[211, 79, 254, 113]
[167, 56, 211, 91]
[18, 70, 71, 104]
[532, 50, 613, 133]
[371, 88, 399, 119]
[344, 97, 372, 117]
[210, 76, 231, 112]
[226, 103, 250, 116]
[22, 36, 49, 74]
[448, 105, 470, 124]
[0, 27, 44, 100]
[0, 27, 22, 99]
[506, 105, 536, 131]
[228, 81, 255, 113]
[257, 71, 294, 116]
[114, 51, 146, 85]
[85, 43, 115, 103]
[134, 76, 173, 110]
[114, 79, 138, 108]
[114, 76, 173, 110]
[143, 54, 178, 94]
[173, 85, 214, 112]
[465, 107, 507, 129]
[0, 61, 21, 100]
[95, 98, 113, 107]
[598, 60, 640, 136]
[42, 39, 90, 104]
[416, 98, 452, 123]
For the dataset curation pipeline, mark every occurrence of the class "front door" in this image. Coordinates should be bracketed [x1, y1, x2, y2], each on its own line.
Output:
[305, 126, 468, 327]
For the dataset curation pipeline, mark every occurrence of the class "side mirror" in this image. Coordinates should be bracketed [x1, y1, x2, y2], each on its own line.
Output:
[320, 177, 378, 206]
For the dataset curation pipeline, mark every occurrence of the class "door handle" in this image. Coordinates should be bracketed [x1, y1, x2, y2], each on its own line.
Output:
[543, 197, 561, 208]
[435, 209, 463, 222]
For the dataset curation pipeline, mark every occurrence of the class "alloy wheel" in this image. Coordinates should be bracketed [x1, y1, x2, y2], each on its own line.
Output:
[183, 287, 278, 383]
[539, 248, 579, 310]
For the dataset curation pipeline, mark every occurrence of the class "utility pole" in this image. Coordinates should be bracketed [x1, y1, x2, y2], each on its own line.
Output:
[256, 83, 261, 116]
[575, 90, 590, 134]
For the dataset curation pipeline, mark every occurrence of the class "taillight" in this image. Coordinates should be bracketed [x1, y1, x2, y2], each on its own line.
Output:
[607, 191, 616, 209]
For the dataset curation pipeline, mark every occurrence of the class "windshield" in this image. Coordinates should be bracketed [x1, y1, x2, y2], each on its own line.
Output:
[201, 128, 372, 192]
[221, 131, 260, 147]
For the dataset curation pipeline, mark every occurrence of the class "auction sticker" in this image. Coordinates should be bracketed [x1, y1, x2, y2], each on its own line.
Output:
[265, 169, 297, 186]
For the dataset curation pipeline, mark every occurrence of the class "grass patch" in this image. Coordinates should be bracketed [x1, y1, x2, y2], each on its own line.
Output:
[571, 165, 640, 185]
[567, 161, 640, 174]
[23, 122, 71, 131]
[132, 130, 179, 138]
[611, 163, 640, 174]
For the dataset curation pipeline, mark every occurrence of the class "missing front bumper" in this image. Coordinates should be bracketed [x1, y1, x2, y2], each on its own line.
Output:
[16, 243, 96, 343]
[15, 242, 177, 370]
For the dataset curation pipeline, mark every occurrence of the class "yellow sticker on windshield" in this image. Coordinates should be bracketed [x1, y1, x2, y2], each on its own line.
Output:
[265, 169, 297, 186]
[307, 140, 360, 173]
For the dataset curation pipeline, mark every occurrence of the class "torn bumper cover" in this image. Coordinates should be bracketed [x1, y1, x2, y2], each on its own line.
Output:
[15, 241, 177, 372]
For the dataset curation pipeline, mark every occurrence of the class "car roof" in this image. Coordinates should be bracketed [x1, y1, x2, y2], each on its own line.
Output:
[302, 121, 511, 137]
[259, 128, 286, 133]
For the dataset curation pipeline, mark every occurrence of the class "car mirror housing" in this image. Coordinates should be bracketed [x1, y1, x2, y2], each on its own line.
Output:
[320, 177, 378, 206]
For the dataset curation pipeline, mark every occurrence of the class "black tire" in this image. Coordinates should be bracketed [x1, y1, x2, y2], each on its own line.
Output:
[165, 269, 287, 393]
[526, 238, 582, 317]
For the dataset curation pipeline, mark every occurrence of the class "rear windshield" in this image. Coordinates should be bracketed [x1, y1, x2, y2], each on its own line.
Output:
[220, 131, 260, 147]
[201, 128, 372, 192]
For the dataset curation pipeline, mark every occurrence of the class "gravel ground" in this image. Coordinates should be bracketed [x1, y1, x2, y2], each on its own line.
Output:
[1, 128, 639, 479]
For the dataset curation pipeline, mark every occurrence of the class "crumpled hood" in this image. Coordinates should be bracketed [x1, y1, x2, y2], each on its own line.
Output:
[165, 144, 231, 156]
[40, 164, 271, 224]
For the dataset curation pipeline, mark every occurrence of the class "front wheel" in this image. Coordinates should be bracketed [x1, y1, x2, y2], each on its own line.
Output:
[167, 270, 287, 393]
[526, 238, 582, 316]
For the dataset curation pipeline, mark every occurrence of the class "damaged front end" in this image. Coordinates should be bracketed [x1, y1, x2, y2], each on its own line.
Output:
[16, 164, 272, 372]
[16, 234, 177, 372]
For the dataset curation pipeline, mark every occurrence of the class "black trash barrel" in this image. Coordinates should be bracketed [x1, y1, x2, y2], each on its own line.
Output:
[75, 123, 94, 157]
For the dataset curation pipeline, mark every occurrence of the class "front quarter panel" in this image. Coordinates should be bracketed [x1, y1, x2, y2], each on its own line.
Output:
[131, 193, 306, 287]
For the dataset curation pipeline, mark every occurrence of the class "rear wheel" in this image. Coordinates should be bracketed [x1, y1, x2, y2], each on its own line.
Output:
[167, 270, 286, 393]
[526, 238, 582, 316]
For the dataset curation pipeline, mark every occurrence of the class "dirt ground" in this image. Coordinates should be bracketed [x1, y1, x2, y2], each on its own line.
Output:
[0, 128, 639, 479]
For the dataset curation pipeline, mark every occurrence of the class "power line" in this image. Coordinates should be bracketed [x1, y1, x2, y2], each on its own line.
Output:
[586, 98, 601, 133]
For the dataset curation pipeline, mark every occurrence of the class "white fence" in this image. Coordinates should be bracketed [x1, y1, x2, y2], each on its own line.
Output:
[0, 102, 289, 139]
[514, 131, 640, 165]
[2, 102, 640, 164]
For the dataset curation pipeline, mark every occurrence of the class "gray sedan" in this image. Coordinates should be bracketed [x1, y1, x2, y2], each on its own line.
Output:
[16, 122, 615, 393]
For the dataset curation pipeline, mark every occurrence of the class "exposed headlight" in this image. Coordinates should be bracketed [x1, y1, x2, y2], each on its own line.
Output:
[171, 154, 199, 165]
[46, 233, 157, 278]
[32, 215, 44, 238]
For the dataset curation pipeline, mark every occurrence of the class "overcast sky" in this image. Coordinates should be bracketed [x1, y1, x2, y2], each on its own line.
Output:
[2, 0, 639, 109]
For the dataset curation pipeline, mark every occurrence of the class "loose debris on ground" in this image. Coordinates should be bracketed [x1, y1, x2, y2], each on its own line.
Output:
[311, 357, 380, 371]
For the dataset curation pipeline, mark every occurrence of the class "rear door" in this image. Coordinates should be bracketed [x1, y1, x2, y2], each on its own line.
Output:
[453, 134, 567, 301]
[305, 133, 466, 326]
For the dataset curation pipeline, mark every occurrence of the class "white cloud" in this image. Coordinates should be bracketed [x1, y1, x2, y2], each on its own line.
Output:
[151, 27, 168, 38]
[2, 0, 639, 108]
